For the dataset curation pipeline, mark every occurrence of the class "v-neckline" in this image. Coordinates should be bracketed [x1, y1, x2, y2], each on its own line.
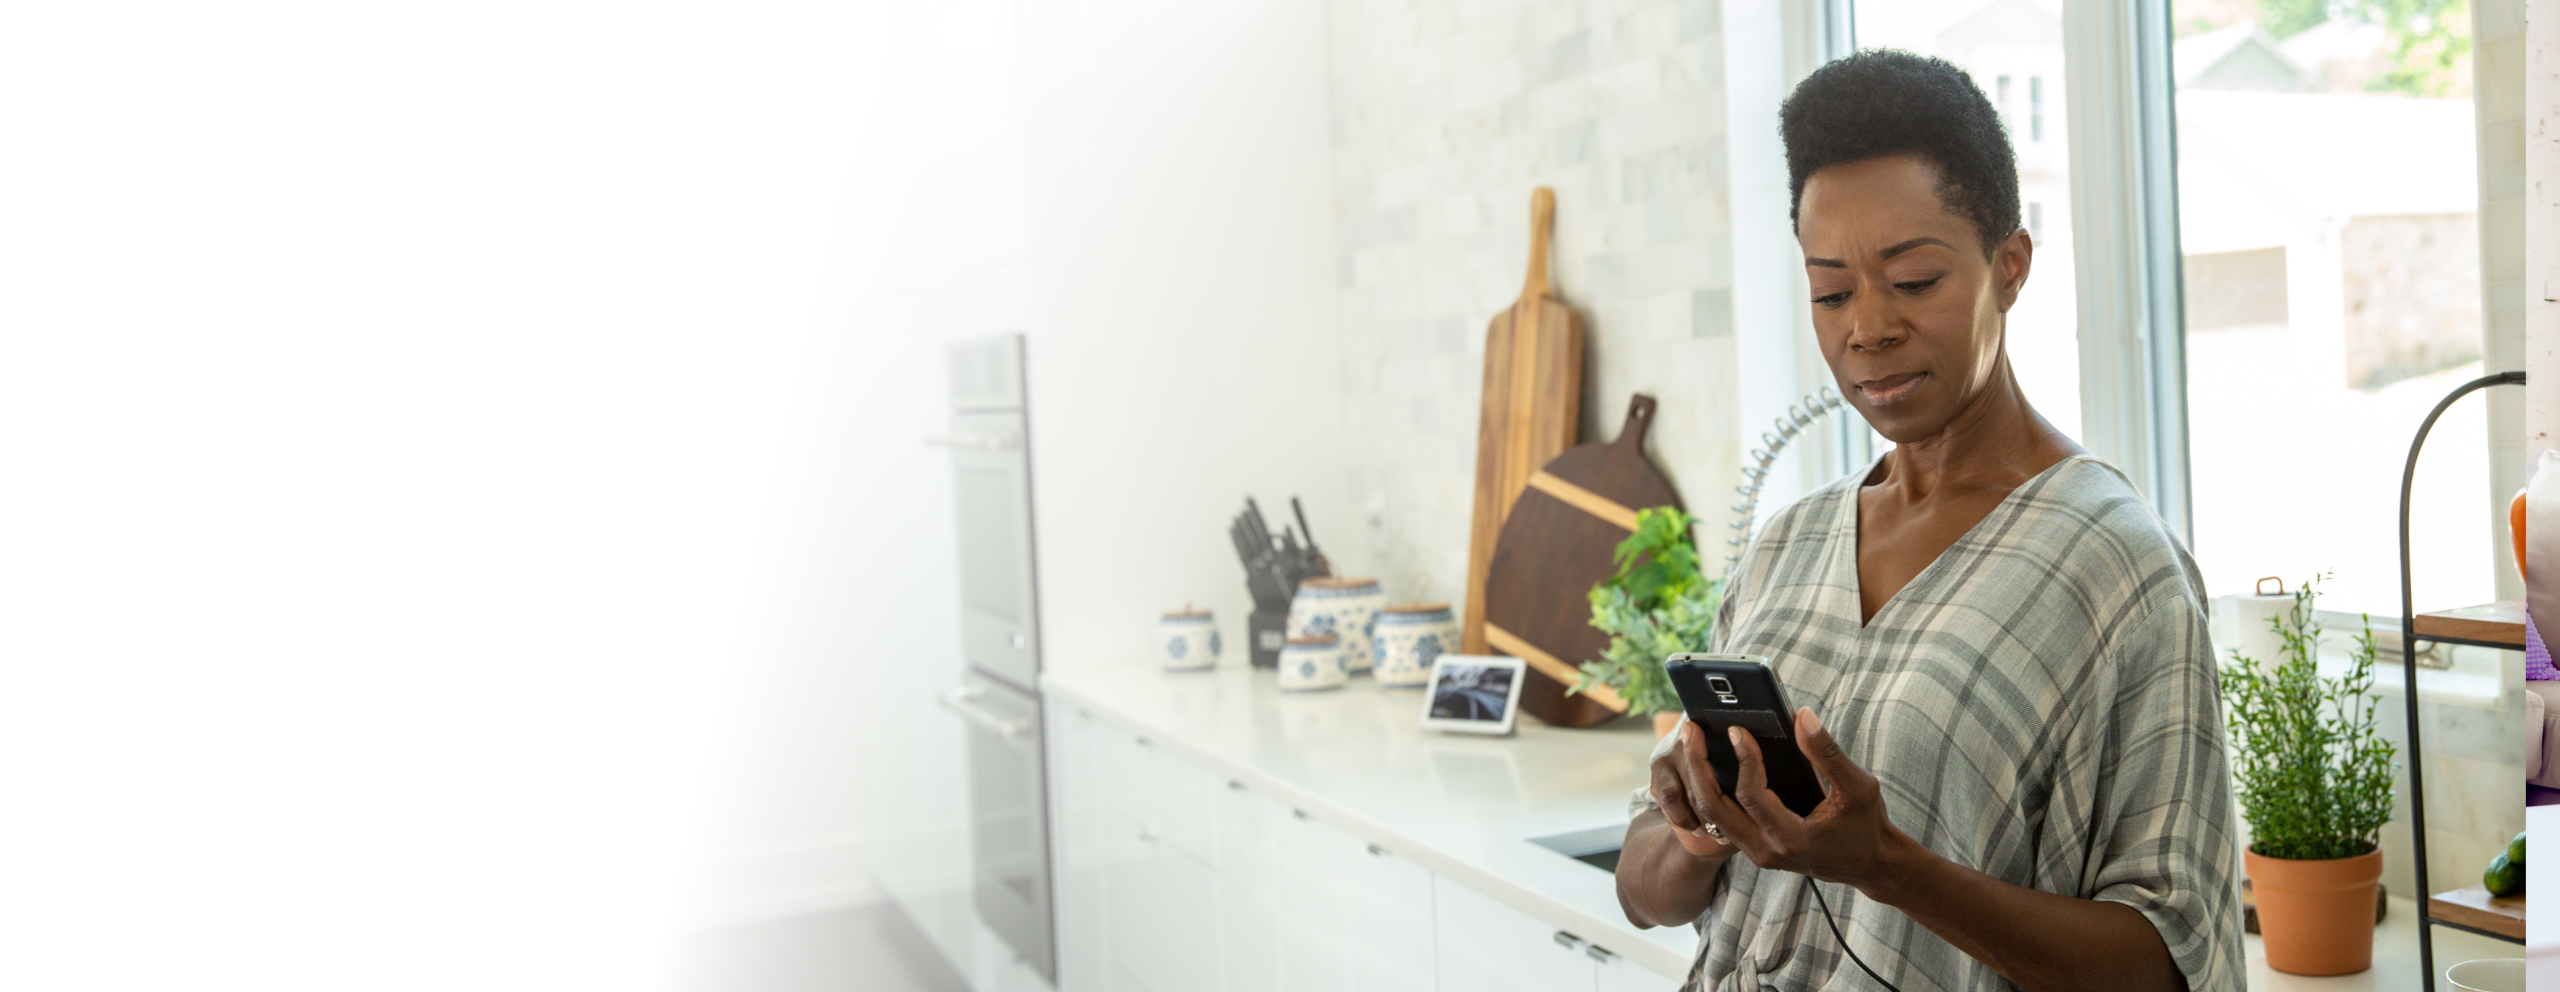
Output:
[1841, 454, 2088, 630]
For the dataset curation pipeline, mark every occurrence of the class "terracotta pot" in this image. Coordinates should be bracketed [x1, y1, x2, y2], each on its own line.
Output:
[2247, 846, 2383, 976]
[1652, 711, 1683, 740]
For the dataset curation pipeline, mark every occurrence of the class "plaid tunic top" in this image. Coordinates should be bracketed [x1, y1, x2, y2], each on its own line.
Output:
[1630, 455, 2241, 991]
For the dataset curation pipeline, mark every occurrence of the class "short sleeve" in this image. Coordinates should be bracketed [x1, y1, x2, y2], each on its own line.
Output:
[2079, 594, 2244, 992]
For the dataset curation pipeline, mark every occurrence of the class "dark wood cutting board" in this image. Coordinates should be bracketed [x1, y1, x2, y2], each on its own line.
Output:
[1462, 187, 1585, 658]
[1483, 395, 1683, 728]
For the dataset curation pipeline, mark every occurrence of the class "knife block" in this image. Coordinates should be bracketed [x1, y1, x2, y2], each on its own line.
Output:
[1248, 609, 1290, 668]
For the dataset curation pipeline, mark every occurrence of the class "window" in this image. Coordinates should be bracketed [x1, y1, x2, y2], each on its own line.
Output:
[2030, 75, 2044, 140]
[1839, 0, 2502, 620]
[1854, 1, 2082, 443]
[2171, 6, 2489, 618]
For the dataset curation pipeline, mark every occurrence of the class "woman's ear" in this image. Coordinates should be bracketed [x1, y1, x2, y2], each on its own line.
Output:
[1994, 226, 2034, 313]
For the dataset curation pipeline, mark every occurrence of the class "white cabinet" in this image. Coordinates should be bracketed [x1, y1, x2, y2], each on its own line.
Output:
[1432, 875, 1678, 992]
[1433, 874, 1596, 992]
[1100, 809, 1219, 992]
[1094, 721, 1221, 866]
[1216, 784, 1283, 992]
[1051, 708, 1112, 992]
[1050, 698, 1668, 992]
[1591, 945, 1679, 992]
[1270, 805, 1435, 992]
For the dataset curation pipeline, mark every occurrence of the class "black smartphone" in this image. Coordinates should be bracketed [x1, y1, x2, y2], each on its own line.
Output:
[1664, 654, 1827, 817]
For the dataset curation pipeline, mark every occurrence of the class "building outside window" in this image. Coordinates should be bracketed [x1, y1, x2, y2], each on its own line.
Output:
[1855, 0, 2083, 443]
[2169, 5, 2486, 619]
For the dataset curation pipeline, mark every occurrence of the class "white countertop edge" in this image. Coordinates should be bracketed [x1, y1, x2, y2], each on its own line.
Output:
[1043, 665, 1697, 979]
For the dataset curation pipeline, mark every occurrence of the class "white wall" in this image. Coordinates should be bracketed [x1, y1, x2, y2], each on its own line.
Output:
[1322, 0, 1751, 603]
[1014, 0, 1363, 667]
[1, 1, 903, 989]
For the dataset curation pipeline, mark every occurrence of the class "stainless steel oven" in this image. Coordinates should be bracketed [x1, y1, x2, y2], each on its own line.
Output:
[939, 670, 1052, 979]
[929, 333, 1054, 982]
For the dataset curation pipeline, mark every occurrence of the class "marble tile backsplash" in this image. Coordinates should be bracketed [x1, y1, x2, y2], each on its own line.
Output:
[1323, 0, 1743, 603]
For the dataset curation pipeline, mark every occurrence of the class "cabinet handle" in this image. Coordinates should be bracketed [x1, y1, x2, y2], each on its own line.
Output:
[1293, 809, 1311, 821]
[1366, 843, 1389, 859]
[1552, 931, 1586, 951]
[1585, 945, 1618, 964]
[1228, 780, 1247, 792]
[1138, 827, 1159, 844]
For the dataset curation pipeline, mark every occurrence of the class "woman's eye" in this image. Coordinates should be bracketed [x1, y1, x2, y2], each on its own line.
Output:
[1894, 278, 1940, 294]
[1812, 292, 1849, 308]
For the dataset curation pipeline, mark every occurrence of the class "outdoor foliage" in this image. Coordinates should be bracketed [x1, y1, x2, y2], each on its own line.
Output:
[1573, 507, 1718, 716]
[2182, 0, 2472, 97]
[2219, 577, 2399, 861]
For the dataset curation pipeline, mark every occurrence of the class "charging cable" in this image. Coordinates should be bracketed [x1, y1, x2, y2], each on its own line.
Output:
[1809, 880, 1902, 991]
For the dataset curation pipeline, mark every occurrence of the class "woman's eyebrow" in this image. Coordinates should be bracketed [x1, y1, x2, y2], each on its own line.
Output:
[1804, 236, 1956, 268]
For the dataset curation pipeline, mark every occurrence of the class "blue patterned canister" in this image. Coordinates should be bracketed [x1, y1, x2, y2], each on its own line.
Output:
[1159, 608, 1218, 672]
[1286, 577, 1386, 675]
[1371, 602, 1455, 689]
[1276, 635, 1347, 691]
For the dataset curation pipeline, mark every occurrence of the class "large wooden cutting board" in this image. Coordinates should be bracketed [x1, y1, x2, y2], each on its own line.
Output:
[1483, 395, 1684, 728]
[1462, 188, 1584, 658]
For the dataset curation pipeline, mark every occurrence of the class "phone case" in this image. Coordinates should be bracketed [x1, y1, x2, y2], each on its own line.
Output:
[1664, 654, 1827, 817]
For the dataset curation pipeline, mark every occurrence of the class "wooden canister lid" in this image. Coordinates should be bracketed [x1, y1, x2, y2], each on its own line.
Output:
[1300, 576, 1380, 590]
[1162, 608, 1212, 620]
[1284, 634, 1339, 647]
[1384, 601, 1451, 614]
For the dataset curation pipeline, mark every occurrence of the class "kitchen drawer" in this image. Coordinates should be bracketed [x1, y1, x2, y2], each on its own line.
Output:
[1591, 942, 1683, 992]
[1101, 812, 1220, 992]
[1272, 807, 1435, 992]
[1217, 784, 1283, 992]
[1433, 874, 1597, 992]
[1095, 722, 1222, 866]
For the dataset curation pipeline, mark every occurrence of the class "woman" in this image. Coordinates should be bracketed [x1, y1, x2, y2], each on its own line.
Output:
[1614, 51, 2240, 991]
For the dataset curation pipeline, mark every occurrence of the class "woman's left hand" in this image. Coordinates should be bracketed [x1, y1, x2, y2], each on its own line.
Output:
[1696, 707, 1913, 895]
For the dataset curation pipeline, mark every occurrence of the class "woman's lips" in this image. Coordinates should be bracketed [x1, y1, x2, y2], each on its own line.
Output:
[1857, 372, 1928, 406]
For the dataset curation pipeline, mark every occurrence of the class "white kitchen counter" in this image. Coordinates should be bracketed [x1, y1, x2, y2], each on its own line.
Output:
[1043, 661, 1696, 977]
[1045, 661, 2527, 989]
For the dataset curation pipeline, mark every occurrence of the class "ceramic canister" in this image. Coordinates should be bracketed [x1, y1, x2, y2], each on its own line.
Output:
[1371, 602, 1456, 689]
[1276, 635, 1347, 692]
[1287, 577, 1386, 674]
[1159, 608, 1219, 672]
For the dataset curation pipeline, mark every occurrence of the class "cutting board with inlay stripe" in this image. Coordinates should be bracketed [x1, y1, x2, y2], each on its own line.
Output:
[1483, 394, 1683, 729]
[1462, 187, 1585, 662]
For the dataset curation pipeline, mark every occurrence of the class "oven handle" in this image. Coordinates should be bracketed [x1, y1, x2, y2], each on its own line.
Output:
[939, 685, 1033, 741]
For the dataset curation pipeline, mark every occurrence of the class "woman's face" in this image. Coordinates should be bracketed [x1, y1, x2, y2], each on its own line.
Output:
[1797, 154, 2030, 445]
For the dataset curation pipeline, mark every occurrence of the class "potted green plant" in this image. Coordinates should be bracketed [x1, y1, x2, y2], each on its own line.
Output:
[2221, 577, 2397, 976]
[1571, 506, 1720, 736]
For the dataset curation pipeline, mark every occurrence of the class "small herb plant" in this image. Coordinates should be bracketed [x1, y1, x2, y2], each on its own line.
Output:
[1571, 507, 1719, 716]
[2219, 577, 2398, 862]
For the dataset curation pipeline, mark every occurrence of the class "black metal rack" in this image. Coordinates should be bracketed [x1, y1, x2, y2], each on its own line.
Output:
[2396, 370, 2526, 990]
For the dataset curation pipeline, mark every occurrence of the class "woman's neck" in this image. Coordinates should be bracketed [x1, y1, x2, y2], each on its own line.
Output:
[1871, 354, 2076, 500]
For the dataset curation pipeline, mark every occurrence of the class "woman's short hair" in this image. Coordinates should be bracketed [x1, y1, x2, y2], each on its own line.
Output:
[1780, 49, 2021, 260]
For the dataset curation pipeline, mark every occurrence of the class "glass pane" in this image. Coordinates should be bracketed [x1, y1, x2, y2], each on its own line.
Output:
[2172, 2, 2485, 617]
[1853, 0, 2085, 444]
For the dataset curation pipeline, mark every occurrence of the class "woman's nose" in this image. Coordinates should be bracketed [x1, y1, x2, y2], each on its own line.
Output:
[1844, 292, 1902, 352]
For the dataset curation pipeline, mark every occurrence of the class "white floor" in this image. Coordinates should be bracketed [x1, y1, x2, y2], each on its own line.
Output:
[666, 903, 970, 992]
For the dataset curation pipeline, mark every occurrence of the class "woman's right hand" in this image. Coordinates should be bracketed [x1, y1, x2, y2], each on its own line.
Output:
[1649, 717, 1735, 857]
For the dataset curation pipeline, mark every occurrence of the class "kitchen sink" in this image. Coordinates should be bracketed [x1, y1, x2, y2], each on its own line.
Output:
[1528, 823, 1625, 874]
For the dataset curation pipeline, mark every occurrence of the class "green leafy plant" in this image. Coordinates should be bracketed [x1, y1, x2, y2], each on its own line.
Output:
[2219, 576, 2399, 861]
[1570, 507, 1719, 716]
